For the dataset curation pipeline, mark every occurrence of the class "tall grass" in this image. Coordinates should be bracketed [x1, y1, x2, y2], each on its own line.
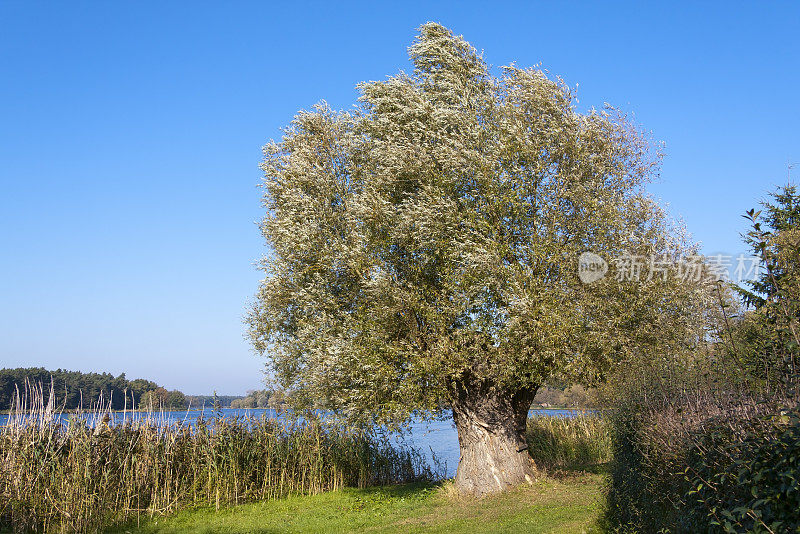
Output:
[526, 414, 611, 471]
[0, 382, 431, 533]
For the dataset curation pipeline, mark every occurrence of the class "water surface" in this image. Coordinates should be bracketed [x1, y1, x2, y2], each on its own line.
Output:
[0, 407, 588, 478]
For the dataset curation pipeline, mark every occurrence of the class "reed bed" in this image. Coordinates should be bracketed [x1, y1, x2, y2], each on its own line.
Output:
[526, 413, 612, 471]
[0, 383, 430, 533]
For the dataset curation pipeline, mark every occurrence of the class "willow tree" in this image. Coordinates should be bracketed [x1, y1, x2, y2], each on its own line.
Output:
[248, 24, 697, 495]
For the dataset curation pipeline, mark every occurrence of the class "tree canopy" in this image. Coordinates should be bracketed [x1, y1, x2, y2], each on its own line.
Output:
[248, 23, 709, 493]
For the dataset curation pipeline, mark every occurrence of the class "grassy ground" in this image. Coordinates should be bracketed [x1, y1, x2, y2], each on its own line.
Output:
[108, 471, 605, 534]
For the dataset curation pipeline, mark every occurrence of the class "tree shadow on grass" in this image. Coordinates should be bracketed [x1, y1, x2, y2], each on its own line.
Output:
[542, 461, 611, 479]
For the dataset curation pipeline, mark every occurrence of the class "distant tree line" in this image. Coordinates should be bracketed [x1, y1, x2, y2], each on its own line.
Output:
[184, 394, 244, 409]
[532, 385, 599, 409]
[0, 368, 187, 411]
[229, 389, 286, 410]
[138, 387, 187, 410]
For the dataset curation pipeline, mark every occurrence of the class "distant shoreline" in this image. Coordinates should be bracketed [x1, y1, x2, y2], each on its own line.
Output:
[1, 406, 598, 416]
[0, 407, 257, 415]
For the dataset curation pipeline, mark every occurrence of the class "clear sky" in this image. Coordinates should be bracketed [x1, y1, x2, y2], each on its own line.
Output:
[1, 1, 798, 395]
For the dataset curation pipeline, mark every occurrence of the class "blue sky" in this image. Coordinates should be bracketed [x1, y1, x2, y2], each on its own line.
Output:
[1, 1, 798, 395]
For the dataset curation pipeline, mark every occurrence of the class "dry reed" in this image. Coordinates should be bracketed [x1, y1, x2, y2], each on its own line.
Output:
[0, 381, 430, 533]
[526, 413, 612, 471]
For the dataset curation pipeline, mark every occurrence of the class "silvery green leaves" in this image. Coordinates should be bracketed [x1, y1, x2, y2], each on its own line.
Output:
[247, 23, 704, 428]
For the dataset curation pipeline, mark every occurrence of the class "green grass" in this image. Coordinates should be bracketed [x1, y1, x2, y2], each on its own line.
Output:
[107, 472, 605, 534]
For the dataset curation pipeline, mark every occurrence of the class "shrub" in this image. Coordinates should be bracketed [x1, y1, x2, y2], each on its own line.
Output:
[605, 387, 799, 533]
[605, 186, 800, 533]
[686, 409, 800, 533]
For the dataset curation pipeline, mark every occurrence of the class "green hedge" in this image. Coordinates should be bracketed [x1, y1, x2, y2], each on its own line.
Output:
[606, 406, 800, 533]
[685, 410, 800, 533]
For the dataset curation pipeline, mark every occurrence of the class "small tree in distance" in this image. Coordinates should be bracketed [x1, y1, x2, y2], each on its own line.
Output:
[247, 23, 706, 495]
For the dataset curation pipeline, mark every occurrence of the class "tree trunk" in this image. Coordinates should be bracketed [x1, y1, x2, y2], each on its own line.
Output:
[450, 379, 539, 496]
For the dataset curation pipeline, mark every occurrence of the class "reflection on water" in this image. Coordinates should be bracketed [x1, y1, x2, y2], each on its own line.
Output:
[0, 407, 590, 479]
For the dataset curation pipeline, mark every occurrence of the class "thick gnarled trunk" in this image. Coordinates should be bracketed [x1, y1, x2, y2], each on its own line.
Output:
[450, 380, 538, 496]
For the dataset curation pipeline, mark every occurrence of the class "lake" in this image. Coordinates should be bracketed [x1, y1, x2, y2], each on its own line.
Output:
[0, 407, 588, 478]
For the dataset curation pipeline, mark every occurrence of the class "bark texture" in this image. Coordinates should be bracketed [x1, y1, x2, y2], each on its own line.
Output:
[450, 380, 538, 496]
